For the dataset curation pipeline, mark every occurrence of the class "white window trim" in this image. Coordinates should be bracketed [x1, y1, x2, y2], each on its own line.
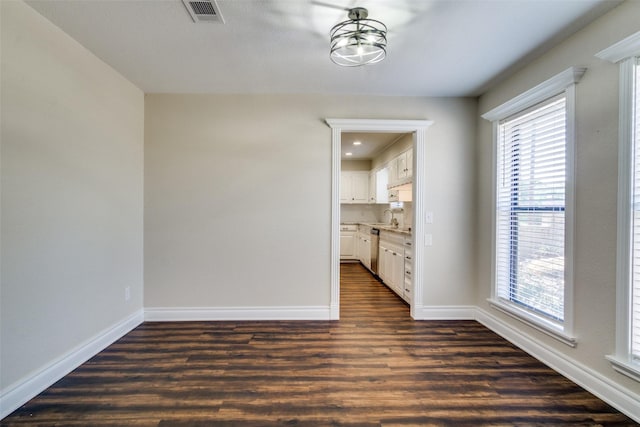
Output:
[482, 67, 585, 347]
[596, 30, 640, 382]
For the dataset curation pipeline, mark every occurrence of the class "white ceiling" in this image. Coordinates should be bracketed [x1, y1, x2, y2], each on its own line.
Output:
[26, 0, 620, 97]
[341, 132, 406, 160]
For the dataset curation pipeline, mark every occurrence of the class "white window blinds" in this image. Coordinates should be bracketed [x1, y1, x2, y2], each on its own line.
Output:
[631, 58, 640, 361]
[496, 94, 567, 323]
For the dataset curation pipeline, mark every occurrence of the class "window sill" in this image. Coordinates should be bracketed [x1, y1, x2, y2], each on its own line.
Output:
[606, 355, 640, 383]
[488, 298, 577, 348]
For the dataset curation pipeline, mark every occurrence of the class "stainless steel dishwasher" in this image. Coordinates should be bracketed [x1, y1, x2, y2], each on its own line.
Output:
[370, 228, 380, 276]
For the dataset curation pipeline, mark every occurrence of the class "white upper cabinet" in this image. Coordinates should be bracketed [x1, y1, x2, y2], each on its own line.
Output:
[397, 152, 408, 180]
[388, 149, 413, 188]
[388, 159, 398, 187]
[340, 171, 369, 204]
[365, 167, 389, 204]
[375, 168, 389, 203]
[368, 171, 376, 203]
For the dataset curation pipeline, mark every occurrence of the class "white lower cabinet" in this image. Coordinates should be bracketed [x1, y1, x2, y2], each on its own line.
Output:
[358, 232, 371, 270]
[378, 242, 390, 285]
[391, 249, 404, 296]
[340, 224, 358, 260]
[345, 226, 411, 302]
[378, 231, 406, 299]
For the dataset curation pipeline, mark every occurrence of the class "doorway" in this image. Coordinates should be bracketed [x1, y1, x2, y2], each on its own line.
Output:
[326, 119, 433, 320]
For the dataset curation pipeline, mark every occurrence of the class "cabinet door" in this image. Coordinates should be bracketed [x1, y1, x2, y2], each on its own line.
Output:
[351, 172, 369, 203]
[340, 173, 351, 203]
[378, 244, 388, 283]
[384, 247, 394, 286]
[376, 168, 389, 203]
[368, 172, 376, 203]
[341, 172, 369, 204]
[396, 153, 407, 180]
[392, 249, 405, 295]
[405, 149, 413, 179]
[340, 232, 355, 258]
[362, 236, 371, 269]
[388, 160, 398, 187]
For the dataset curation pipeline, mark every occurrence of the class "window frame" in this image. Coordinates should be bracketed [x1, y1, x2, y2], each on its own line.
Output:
[482, 67, 585, 347]
[597, 31, 640, 382]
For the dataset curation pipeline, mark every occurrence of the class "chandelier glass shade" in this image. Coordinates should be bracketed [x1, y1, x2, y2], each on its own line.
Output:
[330, 7, 387, 67]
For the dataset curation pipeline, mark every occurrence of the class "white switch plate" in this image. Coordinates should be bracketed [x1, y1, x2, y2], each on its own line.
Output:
[425, 234, 432, 246]
[425, 212, 433, 224]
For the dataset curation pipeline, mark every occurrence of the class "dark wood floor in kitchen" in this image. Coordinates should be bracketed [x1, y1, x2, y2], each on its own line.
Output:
[3, 263, 636, 426]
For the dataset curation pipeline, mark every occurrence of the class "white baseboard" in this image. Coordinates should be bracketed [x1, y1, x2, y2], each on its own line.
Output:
[144, 306, 332, 321]
[329, 304, 339, 320]
[0, 309, 144, 420]
[412, 305, 476, 320]
[475, 307, 640, 423]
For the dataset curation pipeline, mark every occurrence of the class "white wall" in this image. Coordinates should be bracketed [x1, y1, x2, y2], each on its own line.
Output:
[476, 0, 640, 406]
[341, 159, 371, 171]
[144, 95, 477, 311]
[0, 0, 144, 400]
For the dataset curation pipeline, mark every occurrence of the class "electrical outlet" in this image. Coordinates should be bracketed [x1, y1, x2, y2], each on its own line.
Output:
[125, 286, 131, 301]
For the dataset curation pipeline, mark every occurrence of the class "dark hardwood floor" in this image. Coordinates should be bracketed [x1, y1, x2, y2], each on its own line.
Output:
[2, 262, 636, 426]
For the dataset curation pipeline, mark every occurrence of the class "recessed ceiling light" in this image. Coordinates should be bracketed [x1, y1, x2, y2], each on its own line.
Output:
[353, 141, 362, 146]
[345, 152, 353, 156]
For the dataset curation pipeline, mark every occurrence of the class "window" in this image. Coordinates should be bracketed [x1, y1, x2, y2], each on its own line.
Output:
[598, 31, 640, 381]
[631, 57, 640, 365]
[496, 95, 567, 322]
[482, 67, 584, 346]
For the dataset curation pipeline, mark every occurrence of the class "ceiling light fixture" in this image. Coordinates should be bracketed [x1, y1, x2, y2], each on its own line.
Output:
[345, 152, 353, 156]
[330, 7, 387, 67]
[353, 141, 362, 145]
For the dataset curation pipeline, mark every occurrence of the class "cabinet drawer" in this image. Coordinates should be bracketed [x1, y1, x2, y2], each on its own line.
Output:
[340, 224, 357, 232]
[404, 278, 412, 293]
[380, 231, 405, 246]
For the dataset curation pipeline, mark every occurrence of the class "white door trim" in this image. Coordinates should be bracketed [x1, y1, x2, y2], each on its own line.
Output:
[326, 119, 434, 319]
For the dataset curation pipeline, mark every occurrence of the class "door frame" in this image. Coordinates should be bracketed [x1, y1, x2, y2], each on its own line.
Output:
[326, 119, 433, 320]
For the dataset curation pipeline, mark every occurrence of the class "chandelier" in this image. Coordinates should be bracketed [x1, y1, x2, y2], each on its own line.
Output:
[330, 7, 387, 67]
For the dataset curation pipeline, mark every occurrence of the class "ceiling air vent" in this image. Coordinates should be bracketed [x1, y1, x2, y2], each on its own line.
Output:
[182, 0, 225, 23]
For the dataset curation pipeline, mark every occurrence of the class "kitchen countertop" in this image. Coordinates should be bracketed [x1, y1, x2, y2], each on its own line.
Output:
[341, 222, 412, 236]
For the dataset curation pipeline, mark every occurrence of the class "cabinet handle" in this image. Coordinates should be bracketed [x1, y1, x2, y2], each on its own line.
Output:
[405, 242, 412, 246]
[405, 256, 412, 260]
[406, 271, 411, 275]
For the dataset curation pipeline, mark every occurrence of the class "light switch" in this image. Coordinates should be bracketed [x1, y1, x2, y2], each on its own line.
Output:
[425, 234, 432, 246]
[425, 211, 433, 224]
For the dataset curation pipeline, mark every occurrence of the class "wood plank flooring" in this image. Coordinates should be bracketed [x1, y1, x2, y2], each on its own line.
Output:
[2, 262, 636, 426]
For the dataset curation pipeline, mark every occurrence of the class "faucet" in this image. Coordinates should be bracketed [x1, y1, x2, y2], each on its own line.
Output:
[383, 209, 400, 228]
